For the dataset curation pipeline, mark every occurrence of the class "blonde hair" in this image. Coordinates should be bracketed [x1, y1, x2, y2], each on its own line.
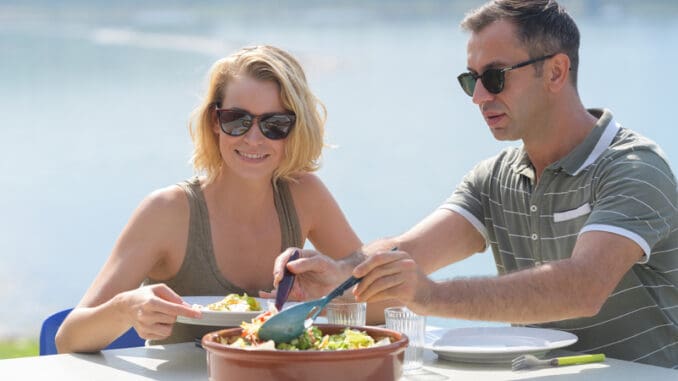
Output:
[189, 45, 326, 184]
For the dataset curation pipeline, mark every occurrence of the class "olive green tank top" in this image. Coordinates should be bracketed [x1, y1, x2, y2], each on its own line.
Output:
[145, 177, 303, 344]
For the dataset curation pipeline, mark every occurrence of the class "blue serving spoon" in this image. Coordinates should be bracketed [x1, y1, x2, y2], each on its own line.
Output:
[258, 275, 363, 343]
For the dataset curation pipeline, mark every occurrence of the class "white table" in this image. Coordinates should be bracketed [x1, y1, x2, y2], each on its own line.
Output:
[1, 342, 676, 380]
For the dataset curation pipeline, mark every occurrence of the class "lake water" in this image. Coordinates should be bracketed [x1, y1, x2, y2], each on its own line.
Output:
[2, 0, 677, 338]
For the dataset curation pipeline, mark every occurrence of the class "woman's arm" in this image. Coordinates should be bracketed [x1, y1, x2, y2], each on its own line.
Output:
[55, 186, 200, 353]
[291, 173, 363, 260]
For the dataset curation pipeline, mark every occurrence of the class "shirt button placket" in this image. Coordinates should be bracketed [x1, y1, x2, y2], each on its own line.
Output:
[530, 205, 539, 242]
[529, 203, 541, 265]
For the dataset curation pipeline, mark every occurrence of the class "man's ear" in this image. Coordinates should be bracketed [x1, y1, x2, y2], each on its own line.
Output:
[546, 53, 571, 92]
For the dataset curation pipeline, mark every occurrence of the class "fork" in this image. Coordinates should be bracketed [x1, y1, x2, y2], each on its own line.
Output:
[512, 353, 605, 370]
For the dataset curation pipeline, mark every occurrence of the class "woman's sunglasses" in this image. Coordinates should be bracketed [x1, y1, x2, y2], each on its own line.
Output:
[457, 54, 556, 96]
[215, 108, 296, 140]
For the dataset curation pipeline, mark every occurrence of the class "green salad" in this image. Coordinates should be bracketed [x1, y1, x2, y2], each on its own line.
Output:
[278, 326, 390, 350]
[205, 293, 261, 312]
[225, 324, 391, 351]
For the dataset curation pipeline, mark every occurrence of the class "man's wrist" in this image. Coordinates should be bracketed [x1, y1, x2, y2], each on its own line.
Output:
[339, 251, 367, 272]
[413, 278, 438, 316]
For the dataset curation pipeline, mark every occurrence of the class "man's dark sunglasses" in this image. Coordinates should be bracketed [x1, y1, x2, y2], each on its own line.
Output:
[457, 54, 556, 96]
[215, 108, 296, 140]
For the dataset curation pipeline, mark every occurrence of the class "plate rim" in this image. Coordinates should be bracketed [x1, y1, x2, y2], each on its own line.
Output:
[426, 326, 577, 358]
[176, 295, 267, 326]
[183, 295, 267, 310]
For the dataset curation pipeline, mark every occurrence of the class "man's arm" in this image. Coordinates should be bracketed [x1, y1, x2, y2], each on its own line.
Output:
[394, 208, 487, 273]
[269, 208, 486, 321]
[355, 230, 643, 323]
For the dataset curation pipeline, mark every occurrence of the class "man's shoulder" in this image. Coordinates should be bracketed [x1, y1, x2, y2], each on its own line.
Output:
[603, 127, 674, 172]
[612, 127, 660, 150]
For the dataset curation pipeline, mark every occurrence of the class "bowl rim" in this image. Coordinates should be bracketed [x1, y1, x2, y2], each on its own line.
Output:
[202, 324, 409, 360]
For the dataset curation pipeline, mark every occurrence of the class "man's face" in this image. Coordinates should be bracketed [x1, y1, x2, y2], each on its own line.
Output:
[465, 20, 547, 142]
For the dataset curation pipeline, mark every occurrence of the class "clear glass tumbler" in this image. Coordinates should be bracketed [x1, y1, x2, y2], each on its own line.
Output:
[384, 306, 426, 372]
[325, 296, 367, 326]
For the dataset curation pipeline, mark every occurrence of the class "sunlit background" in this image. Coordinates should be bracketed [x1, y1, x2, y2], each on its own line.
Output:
[1, 0, 677, 342]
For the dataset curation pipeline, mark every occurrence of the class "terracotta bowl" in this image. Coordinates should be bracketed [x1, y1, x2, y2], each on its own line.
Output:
[202, 324, 408, 381]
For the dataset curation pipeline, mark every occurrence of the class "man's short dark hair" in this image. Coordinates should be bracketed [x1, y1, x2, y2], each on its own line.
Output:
[461, 0, 580, 88]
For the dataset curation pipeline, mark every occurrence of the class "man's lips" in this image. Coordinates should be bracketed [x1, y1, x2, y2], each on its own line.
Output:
[484, 112, 506, 127]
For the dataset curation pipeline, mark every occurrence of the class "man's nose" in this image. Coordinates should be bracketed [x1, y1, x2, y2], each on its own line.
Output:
[472, 79, 494, 105]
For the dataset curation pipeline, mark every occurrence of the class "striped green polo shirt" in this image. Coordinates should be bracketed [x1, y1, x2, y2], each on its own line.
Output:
[441, 109, 678, 368]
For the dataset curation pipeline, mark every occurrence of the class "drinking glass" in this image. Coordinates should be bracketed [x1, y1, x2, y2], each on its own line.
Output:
[385, 306, 426, 372]
[325, 296, 367, 326]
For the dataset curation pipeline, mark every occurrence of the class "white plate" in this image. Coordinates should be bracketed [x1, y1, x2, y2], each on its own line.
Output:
[427, 326, 577, 364]
[176, 296, 267, 327]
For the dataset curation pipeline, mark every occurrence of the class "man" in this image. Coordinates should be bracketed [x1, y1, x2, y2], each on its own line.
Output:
[271, 0, 678, 367]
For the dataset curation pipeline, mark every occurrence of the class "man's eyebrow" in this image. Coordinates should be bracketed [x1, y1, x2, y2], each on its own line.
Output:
[467, 60, 508, 74]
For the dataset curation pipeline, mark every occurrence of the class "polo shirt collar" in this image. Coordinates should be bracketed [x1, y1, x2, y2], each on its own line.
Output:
[512, 108, 620, 178]
[556, 108, 620, 175]
[512, 149, 533, 178]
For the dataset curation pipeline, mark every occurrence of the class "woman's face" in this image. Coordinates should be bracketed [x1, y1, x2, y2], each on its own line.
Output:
[214, 75, 288, 181]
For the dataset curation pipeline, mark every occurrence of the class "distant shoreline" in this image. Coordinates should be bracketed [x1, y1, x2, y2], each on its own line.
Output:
[0, 333, 36, 341]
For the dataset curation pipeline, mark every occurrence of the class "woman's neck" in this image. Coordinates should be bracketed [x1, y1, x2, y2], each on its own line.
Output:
[202, 170, 276, 222]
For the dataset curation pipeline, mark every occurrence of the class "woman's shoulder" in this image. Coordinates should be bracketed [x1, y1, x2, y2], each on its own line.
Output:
[285, 173, 329, 198]
[113, 183, 191, 280]
[135, 183, 190, 223]
[285, 173, 339, 214]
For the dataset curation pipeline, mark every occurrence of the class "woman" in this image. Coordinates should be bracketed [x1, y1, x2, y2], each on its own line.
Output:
[56, 45, 362, 352]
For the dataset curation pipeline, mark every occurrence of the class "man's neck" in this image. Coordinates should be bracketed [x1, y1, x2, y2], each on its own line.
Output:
[524, 100, 598, 181]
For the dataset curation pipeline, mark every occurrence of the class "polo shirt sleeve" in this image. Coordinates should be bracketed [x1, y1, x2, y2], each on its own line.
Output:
[581, 148, 678, 263]
[439, 157, 494, 245]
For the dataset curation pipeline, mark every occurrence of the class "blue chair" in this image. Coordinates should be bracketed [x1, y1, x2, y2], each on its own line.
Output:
[39, 308, 145, 355]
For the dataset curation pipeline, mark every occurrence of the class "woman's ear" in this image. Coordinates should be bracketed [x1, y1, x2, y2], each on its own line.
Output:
[211, 107, 222, 135]
[546, 53, 571, 92]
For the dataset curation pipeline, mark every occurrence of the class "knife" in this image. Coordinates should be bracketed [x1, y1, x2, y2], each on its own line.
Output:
[274, 250, 300, 311]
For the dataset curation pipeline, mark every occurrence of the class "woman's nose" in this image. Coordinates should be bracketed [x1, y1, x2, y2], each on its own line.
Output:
[243, 118, 266, 144]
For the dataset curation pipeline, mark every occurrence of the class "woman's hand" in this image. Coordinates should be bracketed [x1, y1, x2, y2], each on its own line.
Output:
[261, 248, 353, 301]
[118, 283, 201, 340]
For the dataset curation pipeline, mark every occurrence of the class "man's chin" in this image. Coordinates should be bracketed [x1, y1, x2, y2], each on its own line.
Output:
[488, 127, 519, 142]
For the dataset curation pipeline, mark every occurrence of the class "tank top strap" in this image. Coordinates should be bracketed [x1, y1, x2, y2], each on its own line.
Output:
[176, 177, 213, 257]
[273, 179, 303, 249]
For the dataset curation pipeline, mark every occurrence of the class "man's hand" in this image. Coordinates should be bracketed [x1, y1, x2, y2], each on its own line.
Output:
[352, 248, 436, 314]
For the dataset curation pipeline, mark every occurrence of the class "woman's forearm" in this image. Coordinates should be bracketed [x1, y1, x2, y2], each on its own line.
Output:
[55, 294, 133, 353]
